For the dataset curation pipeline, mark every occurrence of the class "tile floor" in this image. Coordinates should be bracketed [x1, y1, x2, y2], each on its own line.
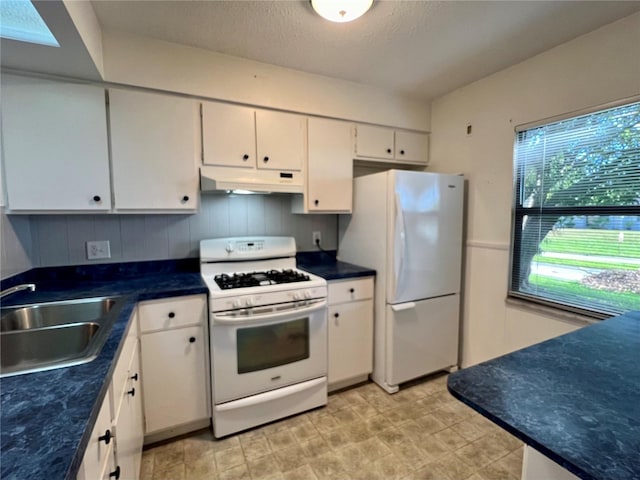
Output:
[141, 373, 523, 480]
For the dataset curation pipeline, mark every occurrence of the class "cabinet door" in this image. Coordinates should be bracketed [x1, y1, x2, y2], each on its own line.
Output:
[140, 325, 209, 433]
[78, 389, 113, 480]
[114, 343, 144, 480]
[109, 89, 199, 211]
[354, 124, 394, 160]
[328, 300, 374, 385]
[395, 131, 429, 164]
[255, 110, 305, 171]
[306, 118, 353, 213]
[202, 102, 256, 168]
[1, 75, 111, 212]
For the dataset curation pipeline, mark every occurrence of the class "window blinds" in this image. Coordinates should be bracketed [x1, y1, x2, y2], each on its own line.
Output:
[510, 102, 640, 317]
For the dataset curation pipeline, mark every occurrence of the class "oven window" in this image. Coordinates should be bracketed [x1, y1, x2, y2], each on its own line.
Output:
[236, 318, 310, 374]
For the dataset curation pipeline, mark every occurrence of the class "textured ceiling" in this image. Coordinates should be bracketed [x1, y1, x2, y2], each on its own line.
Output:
[91, 0, 640, 101]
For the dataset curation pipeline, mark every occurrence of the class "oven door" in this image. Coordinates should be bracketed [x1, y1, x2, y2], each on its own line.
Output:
[210, 298, 327, 404]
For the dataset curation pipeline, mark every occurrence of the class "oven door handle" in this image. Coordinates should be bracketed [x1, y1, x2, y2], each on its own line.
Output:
[211, 299, 327, 325]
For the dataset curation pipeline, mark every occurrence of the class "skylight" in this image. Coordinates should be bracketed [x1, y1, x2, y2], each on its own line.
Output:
[0, 0, 59, 47]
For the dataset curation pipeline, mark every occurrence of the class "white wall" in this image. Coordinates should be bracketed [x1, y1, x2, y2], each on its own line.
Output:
[429, 12, 640, 366]
[26, 195, 336, 268]
[62, 0, 104, 78]
[101, 31, 430, 131]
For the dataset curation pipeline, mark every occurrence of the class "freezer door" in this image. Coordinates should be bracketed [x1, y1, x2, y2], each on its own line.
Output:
[386, 295, 460, 387]
[388, 171, 464, 304]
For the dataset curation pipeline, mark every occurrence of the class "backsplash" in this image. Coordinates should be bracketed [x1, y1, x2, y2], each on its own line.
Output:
[1, 207, 33, 278]
[26, 195, 337, 268]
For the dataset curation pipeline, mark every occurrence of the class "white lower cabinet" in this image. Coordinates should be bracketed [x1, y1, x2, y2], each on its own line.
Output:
[138, 295, 210, 440]
[113, 345, 144, 479]
[78, 314, 143, 480]
[77, 386, 113, 480]
[327, 277, 374, 391]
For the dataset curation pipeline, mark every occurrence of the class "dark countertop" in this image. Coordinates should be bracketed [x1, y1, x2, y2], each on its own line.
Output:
[0, 252, 373, 479]
[0, 260, 207, 480]
[447, 310, 640, 480]
[297, 251, 376, 280]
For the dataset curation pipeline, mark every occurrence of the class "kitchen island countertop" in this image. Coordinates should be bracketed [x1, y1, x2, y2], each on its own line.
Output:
[447, 310, 640, 480]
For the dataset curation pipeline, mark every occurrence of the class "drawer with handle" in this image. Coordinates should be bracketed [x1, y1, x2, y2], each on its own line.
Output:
[328, 277, 374, 305]
[138, 295, 206, 333]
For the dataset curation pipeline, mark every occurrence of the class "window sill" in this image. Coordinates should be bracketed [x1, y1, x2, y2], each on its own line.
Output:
[505, 296, 598, 326]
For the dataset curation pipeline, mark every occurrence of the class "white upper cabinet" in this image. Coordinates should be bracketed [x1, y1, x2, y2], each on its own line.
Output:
[255, 110, 305, 171]
[201, 102, 256, 168]
[354, 124, 429, 165]
[292, 117, 353, 213]
[1, 75, 111, 212]
[109, 89, 199, 212]
[395, 130, 429, 164]
[354, 125, 395, 161]
[202, 102, 305, 172]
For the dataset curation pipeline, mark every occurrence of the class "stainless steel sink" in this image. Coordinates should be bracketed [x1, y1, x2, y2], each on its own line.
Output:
[0, 296, 125, 377]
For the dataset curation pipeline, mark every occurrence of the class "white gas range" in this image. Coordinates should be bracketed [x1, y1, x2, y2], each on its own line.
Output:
[200, 236, 328, 438]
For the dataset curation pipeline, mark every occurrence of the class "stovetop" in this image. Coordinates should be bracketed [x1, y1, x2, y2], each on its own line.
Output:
[199, 236, 327, 311]
[214, 269, 311, 290]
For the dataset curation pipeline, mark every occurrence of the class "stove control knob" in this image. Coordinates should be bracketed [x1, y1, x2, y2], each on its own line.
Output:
[225, 243, 234, 253]
[232, 299, 242, 308]
[303, 290, 312, 299]
[293, 292, 302, 301]
[245, 297, 254, 307]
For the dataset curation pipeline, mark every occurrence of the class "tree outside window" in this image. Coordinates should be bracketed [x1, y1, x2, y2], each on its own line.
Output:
[510, 101, 640, 317]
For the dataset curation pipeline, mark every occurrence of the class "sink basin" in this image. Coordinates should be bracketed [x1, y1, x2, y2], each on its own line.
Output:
[0, 296, 125, 377]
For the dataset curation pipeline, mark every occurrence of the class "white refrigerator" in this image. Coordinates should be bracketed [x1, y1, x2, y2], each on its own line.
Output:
[338, 170, 464, 393]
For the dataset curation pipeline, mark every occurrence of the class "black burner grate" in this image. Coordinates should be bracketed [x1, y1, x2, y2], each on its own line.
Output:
[214, 269, 310, 290]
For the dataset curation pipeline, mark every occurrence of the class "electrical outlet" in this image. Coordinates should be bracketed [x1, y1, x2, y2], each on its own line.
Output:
[87, 240, 111, 260]
[312, 231, 322, 246]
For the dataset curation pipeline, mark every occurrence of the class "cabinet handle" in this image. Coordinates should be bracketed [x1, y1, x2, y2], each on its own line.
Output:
[386, 148, 392, 154]
[349, 288, 355, 293]
[93, 195, 101, 202]
[189, 336, 196, 343]
[314, 199, 319, 206]
[182, 195, 189, 202]
[400, 149, 405, 155]
[127, 387, 135, 397]
[130, 373, 138, 381]
[98, 429, 112, 445]
[109, 466, 121, 479]
[263, 156, 269, 163]
[334, 313, 339, 318]
[242, 154, 249, 161]
[168, 312, 175, 318]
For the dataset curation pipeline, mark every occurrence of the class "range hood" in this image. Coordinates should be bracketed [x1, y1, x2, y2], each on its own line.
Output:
[200, 166, 304, 194]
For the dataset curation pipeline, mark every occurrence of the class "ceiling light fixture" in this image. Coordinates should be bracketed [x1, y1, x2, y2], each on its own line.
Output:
[311, 0, 373, 23]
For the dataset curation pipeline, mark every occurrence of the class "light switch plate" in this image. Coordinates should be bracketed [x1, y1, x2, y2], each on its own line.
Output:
[87, 240, 111, 260]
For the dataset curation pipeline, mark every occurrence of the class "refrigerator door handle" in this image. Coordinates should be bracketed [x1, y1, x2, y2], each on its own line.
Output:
[391, 302, 416, 312]
[394, 194, 407, 294]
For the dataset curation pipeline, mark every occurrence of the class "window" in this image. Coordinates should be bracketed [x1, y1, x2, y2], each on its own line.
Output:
[510, 101, 640, 318]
